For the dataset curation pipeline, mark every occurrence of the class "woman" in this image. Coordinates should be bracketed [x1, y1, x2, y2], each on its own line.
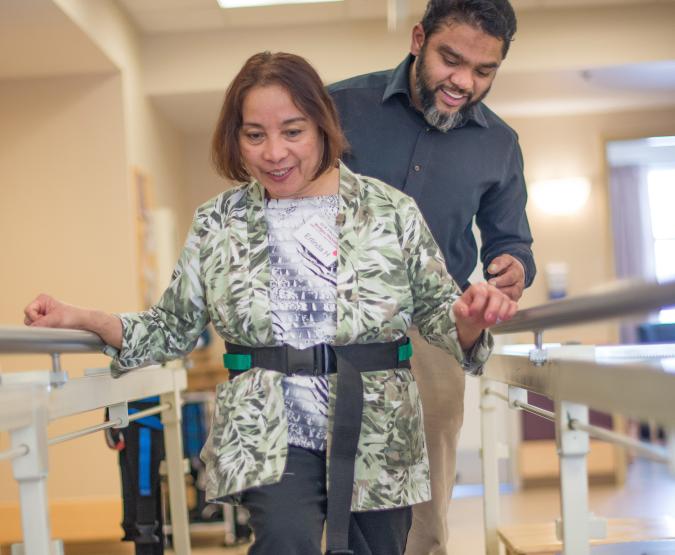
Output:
[24, 52, 516, 555]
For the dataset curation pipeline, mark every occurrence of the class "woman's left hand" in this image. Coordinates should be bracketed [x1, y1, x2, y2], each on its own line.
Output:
[452, 282, 518, 350]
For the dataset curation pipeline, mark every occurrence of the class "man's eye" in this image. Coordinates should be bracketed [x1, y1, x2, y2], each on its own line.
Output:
[443, 58, 458, 66]
[476, 69, 492, 78]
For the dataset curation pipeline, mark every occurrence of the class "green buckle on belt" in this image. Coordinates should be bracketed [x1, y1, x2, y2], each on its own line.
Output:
[223, 353, 252, 371]
[398, 341, 413, 362]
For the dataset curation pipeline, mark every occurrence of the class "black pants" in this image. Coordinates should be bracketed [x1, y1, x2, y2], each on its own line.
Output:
[241, 446, 412, 555]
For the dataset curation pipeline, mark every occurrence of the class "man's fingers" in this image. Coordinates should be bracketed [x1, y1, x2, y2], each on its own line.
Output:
[488, 269, 518, 288]
[487, 259, 505, 276]
[494, 283, 523, 302]
[487, 254, 515, 276]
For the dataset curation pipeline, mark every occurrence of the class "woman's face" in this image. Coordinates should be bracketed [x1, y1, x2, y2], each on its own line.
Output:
[239, 84, 335, 199]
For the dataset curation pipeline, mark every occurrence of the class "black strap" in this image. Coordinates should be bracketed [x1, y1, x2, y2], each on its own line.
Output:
[224, 340, 409, 377]
[325, 350, 363, 555]
[224, 338, 411, 555]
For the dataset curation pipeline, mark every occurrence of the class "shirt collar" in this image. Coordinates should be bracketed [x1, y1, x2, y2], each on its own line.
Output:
[382, 54, 489, 129]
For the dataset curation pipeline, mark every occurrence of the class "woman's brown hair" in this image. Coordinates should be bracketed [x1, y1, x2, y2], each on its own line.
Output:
[212, 51, 347, 182]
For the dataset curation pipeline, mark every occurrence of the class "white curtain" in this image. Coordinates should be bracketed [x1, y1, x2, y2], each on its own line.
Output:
[608, 165, 655, 343]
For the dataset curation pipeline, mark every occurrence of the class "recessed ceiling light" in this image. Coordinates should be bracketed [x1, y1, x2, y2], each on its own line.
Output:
[217, 0, 342, 8]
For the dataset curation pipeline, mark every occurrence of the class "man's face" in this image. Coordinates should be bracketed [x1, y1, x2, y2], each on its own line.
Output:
[410, 21, 504, 131]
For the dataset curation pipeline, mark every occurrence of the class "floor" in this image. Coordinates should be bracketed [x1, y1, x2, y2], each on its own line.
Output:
[26, 459, 675, 555]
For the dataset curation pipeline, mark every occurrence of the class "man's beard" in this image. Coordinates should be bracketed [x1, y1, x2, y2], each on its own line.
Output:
[414, 47, 489, 133]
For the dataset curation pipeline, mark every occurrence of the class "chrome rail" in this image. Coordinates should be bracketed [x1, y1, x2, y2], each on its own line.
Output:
[490, 279, 675, 335]
[0, 325, 104, 354]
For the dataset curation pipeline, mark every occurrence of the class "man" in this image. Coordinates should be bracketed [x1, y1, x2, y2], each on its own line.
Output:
[328, 1, 535, 553]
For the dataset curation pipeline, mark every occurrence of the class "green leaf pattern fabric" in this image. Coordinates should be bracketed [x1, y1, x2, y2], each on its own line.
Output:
[110, 163, 492, 511]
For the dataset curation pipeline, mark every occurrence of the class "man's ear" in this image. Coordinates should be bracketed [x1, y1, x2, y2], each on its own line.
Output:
[410, 23, 425, 57]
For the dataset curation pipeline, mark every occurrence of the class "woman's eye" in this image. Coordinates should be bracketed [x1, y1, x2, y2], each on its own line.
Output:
[246, 132, 264, 142]
[285, 129, 303, 138]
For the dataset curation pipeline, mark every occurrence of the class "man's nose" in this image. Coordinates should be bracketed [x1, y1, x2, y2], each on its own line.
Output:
[449, 67, 472, 93]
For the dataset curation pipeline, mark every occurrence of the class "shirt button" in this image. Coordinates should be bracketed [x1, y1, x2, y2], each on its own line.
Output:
[414, 164, 422, 172]
[425, 127, 432, 133]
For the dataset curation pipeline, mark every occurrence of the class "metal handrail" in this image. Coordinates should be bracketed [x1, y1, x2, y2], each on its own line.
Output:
[0, 326, 104, 354]
[491, 279, 675, 335]
[2, 279, 674, 350]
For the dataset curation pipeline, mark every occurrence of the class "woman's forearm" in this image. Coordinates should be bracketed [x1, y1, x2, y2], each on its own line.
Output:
[80, 309, 123, 349]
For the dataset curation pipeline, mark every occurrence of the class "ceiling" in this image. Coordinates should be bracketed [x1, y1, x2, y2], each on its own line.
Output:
[112, 0, 675, 133]
[114, 0, 424, 33]
[151, 60, 675, 134]
[2, 0, 675, 134]
[114, 0, 675, 34]
[0, 0, 115, 80]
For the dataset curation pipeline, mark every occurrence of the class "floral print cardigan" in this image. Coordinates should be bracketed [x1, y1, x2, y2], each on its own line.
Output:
[110, 163, 492, 511]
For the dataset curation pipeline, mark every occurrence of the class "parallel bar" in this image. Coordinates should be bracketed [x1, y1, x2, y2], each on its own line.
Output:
[569, 419, 670, 464]
[47, 403, 170, 446]
[487, 387, 669, 462]
[491, 279, 675, 335]
[485, 388, 556, 421]
[0, 326, 104, 354]
[0, 444, 29, 462]
[515, 401, 555, 422]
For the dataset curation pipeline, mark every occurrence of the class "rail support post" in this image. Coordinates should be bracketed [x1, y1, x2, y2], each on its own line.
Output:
[160, 368, 191, 554]
[10, 403, 56, 555]
[480, 377, 501, 555]
[555, 400, 590, 555]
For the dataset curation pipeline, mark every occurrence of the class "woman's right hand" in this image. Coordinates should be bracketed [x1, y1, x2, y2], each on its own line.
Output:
[24, 294, 123, 348]
[24, 294, 86, 329]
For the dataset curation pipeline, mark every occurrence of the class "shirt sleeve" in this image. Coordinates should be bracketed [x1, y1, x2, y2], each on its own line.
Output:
[398, 195, 493, 375]
[108, 213, 210, 377]
[476, 136, 536, 288]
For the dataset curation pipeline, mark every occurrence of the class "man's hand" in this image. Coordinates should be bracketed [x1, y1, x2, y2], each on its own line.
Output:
[487, 254, 525, 301]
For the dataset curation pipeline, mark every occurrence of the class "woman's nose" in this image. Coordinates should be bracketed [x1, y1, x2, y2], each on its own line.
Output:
[262, 137, 288, 163]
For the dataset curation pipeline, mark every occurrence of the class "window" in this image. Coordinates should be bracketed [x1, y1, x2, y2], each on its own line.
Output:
[606, 137, 675, 330]
[647, 168, 675, 322]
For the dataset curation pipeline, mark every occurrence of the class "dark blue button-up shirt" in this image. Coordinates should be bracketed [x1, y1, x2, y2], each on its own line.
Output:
[328, 55, 535, 290]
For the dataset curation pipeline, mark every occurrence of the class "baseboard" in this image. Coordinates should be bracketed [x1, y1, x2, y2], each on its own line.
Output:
[0, 497, 123, 545]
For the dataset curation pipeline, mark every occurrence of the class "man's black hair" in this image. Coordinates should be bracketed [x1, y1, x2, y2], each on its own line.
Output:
[420, 0, 517, 58]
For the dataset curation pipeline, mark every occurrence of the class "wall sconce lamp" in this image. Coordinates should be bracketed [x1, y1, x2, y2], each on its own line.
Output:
[530, 177, 591, 215]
